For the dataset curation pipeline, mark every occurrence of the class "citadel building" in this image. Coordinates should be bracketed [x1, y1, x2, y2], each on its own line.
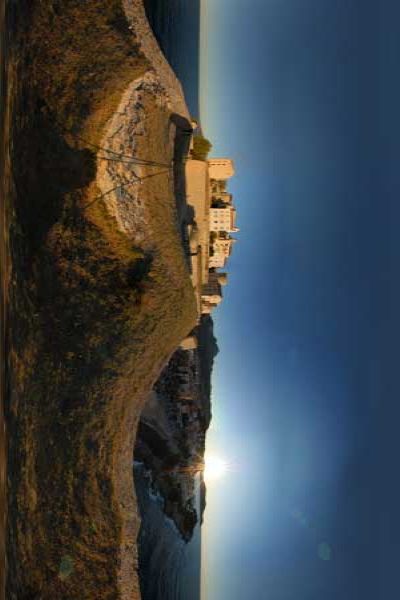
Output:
[185, 154, 237, 316]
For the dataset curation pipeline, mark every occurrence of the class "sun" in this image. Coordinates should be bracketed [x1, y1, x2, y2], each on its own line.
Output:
[203, 455, 229, 482]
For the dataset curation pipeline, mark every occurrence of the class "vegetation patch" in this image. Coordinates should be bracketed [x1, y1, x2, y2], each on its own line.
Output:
[59, 555, 75, 581]
[192, 135, 213, 161]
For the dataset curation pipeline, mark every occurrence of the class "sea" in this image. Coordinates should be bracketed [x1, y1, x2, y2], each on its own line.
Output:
[135, 3, 202, 600]
[143, 0, 201, 118]
[134, 466, 202, 600]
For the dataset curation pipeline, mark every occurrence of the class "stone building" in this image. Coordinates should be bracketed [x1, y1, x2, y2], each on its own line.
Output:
[185, 150, 237, 316]
[211, 192, 233, 206]
[209, 234, 237, 269]
[210, 179, 228, 195]
[180, 335, 198, 351]
[201, 272, 228, 314]
[208, 158, 235, 180]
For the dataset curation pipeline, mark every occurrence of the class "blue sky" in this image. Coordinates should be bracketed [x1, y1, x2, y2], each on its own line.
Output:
[199, 1, 400, 599]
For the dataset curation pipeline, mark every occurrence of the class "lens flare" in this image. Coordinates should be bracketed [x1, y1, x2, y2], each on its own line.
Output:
[203, 455, 230, 481]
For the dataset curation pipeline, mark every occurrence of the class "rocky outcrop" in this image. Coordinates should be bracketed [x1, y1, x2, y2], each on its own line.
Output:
[134, 316, 219, 543]
[123, 0, 190, 119]
[96, 72, 173, 243]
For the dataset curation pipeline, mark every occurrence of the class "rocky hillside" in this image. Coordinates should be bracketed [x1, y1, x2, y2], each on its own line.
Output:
[5, 1, 197, 598]
[134, 315, 218, 540]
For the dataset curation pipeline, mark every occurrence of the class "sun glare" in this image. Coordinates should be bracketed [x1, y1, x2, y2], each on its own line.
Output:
[203, 455, 229, 482]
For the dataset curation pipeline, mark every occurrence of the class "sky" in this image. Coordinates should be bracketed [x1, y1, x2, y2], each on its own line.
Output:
[199, 1, 400, 599]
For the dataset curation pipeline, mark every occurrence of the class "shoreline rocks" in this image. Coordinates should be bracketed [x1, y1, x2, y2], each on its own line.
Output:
[123, 0, 191, 119]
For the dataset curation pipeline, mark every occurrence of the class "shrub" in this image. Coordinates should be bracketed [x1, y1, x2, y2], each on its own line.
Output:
[192, 136, 212, 161]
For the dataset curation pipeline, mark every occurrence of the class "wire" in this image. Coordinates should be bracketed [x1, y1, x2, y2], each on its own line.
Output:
[83, 167, 172, 210]
[97, 155, 168, 167]
[33, 61, 178, 169]
[71, 130, 173, 168]
[31, 61, 189, 214]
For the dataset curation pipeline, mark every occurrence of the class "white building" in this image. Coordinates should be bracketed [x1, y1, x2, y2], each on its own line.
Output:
[210, 206, 239, 233]
[209, 235, 236, 269]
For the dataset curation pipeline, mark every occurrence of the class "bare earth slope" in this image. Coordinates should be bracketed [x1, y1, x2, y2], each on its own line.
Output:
[5, 1, 197, 598]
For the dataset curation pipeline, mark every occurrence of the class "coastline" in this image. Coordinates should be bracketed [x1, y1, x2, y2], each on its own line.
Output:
[123, 0, 191, 120]
[80, 2, 206, 593]
[100, 83, 192, 600]
[97, 4, 197, 592]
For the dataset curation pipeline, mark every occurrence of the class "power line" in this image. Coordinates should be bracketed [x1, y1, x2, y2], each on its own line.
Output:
[83, 167, 172, 210]
[33, 61, 178, 169]
[31, 61, 188, 214]
[97, 155, 168, 167]
[71, 129, 173, 168]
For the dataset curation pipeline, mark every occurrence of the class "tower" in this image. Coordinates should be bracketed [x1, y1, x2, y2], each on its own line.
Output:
[208, 158, 235, 181]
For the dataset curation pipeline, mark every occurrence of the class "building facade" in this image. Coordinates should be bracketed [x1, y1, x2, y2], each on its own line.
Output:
[210, 206, 239, 233]
[185, 150, 237, 317]
[209, 235, 236, 269]
[201, 272, 228, 314]
[208, 158, 235, 180]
